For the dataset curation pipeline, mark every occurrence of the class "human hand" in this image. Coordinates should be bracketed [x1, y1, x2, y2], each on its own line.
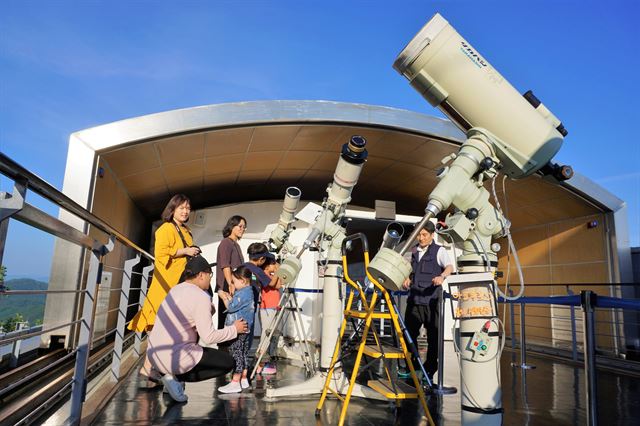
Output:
[179, 246, 200, 257]
[234, 319, 248, 334]
[432, 275, 444, 286]
[218, 290, 231, 306]
[402, 278, 411, 290]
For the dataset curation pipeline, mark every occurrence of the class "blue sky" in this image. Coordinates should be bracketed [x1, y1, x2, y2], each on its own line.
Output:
[1, 0, 638, 278]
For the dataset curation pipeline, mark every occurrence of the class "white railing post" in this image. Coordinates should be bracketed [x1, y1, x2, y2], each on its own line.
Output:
[110, 253, 142, 381]
[69, 237, 114, 425]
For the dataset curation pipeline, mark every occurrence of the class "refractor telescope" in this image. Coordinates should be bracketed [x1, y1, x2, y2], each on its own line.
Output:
[277, 136, 368, 286]
[268, 186, 302, 256]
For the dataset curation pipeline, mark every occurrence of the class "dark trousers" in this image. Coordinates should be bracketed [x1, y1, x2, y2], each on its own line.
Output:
[229, 332, 252, 373]
[176, 347, 235, 382]
[404, 299, 439, 376]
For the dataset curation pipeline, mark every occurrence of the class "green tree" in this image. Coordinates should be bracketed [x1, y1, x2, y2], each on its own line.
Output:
[0, 265, 8, 291]
[1, 313, 25, 333]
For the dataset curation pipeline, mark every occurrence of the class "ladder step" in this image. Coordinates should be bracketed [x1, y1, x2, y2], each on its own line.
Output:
[362, 344, 405, 359]
[367, 379, 418, 399]
[345, 310, 392, 319]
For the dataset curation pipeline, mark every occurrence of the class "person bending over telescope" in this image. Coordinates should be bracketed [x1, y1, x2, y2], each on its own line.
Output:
[147, 255, 248, 402]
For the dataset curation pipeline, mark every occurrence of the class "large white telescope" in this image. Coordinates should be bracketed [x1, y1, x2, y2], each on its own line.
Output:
[369, 13, 571, 426]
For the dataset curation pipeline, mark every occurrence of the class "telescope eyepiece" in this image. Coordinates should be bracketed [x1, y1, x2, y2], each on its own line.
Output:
[349, 135, 367, 152]
[341, 135, 368, 164]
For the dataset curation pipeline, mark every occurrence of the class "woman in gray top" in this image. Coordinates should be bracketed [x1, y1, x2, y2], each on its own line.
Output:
[216, 215, 246, 328]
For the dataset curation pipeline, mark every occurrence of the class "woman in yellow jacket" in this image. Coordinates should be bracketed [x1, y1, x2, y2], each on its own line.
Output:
[129, 194, 201, 382]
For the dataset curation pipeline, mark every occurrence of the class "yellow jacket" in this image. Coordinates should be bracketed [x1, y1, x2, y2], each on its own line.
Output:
[128, 221, 193, 332]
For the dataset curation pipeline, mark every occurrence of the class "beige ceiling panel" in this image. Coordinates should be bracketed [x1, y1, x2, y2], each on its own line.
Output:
[163, 159, 204, 183]
[303, 169, 333, 183]
[237, 170, 269, 186]
[248, 125, 300, 152]
[408, 139, 458, 169]
[365, 131, 427, 161]
[269, 169, 307, 183]
[101, 143, 160, 178]
[127, 183, 168, 200]
[204, 154, 244, 175]
[167, 176, 203, 194]
[310, 152, 340, 171]
[280, 151, 322, 170]
[204, 172, 238, 187]
[241, 151, 284, 171]
[376, 162, 430, 189]
[357, 156, 394, 183]
[134, 191, 172, 212]
[290, 125, 345, 151]
[156, 133, 205, 165]
[205, 127, 253, 156]
[119, 167, 166, 193]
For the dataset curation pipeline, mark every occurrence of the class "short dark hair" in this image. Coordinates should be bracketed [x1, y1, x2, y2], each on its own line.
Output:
[262, 256, 277, 268]
[421, 221, 436, 234]
[247, 242, 269, 258]
[161, 194, 191, 222]
[231, 265, 252, 283]
[222, 215, 247, 238]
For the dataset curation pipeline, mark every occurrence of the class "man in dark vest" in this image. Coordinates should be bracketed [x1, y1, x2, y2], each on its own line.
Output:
[401, 220, 453, 382]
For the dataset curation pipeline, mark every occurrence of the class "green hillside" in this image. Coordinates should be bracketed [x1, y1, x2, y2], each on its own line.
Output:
[0, 278, 48, 327]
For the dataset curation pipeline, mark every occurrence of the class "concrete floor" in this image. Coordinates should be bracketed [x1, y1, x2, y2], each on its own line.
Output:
[94, 342, 639, 425]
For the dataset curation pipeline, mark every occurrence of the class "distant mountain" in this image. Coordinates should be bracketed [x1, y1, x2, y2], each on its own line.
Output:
[5, 275, 50, 282]
[0, 278, 48, 326]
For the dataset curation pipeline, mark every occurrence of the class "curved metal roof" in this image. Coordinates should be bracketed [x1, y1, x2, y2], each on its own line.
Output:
[70, 100, 620, 227]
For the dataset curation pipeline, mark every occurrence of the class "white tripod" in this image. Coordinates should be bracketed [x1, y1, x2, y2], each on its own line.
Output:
[250, 285, 316, 379]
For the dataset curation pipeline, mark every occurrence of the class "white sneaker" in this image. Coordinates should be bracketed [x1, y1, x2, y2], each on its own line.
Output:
[161, 375, 188, 402]
[218, 381, 242, 394]
[240, 378, 250, 389]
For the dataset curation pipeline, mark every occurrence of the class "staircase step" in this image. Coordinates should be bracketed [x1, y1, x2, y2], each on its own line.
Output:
[345, 310, 392, 319]
[362, 344, 404, 359]
[367, 379, 418, 399]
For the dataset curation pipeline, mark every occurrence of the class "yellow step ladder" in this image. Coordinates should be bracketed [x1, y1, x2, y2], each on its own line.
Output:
[315, 233, 434, 426]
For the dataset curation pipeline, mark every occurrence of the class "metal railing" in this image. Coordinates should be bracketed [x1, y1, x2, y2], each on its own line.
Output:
[498, 289, 640, 426]
[0, 152, 155, 425]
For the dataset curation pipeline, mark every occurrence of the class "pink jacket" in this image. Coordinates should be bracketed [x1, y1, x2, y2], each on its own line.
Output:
[147, 282, 237, 374]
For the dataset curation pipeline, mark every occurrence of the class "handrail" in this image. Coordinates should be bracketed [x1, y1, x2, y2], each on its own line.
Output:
[500, 282, 638, 287]
[0, 320, 82, 346]
[595, 296, 640, 310]
[499, 295, 581, 306]
[0, 152, 153, 261]
[498, 294, 640, 310]
[0, 350, 77, 398]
